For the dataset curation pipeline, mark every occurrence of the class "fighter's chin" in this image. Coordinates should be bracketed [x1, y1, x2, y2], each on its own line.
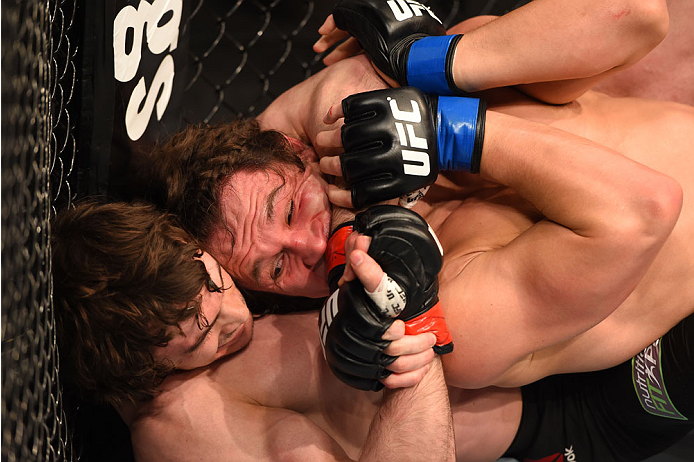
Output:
[296, 266, 330, 299]
[312, 259, 330, 294]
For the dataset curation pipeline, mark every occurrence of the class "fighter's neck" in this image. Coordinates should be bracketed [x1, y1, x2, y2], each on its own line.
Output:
[115, 399, 138, 426]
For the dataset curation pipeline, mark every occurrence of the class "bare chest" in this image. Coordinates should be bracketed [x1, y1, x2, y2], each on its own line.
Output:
[416, 185, 540, 263]
[217, 313, 381, 455]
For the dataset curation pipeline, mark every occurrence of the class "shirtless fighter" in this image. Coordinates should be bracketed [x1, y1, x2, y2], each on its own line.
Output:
[153, 37, 689, 389]
[52, 200, 455, 462]
[143, 2, 692, 458]
[313, 2, 694, 458]
[310, 0, 691, 388]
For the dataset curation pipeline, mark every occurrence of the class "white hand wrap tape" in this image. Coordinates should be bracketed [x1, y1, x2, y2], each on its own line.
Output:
[399, 186, 430, 209]
[364, 273, 407, 318]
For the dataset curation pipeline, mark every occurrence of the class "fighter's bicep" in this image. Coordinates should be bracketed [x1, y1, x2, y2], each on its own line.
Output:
[437, 222, 610, 388]
[437, 248, 546, 388]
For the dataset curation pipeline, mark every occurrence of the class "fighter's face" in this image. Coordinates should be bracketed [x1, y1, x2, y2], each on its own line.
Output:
[153, 252, 254, 370]
[208, 160, 332, 298]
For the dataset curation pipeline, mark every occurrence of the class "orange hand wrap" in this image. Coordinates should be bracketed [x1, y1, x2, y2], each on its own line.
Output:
[326, 224, 354, 290]
[403, 301, 453, 355]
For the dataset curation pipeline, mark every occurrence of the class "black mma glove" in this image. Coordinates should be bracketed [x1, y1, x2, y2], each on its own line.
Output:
[356, 205, 452, 355]
[320, 221, 396, 391]
[333, 0, 462, 95]
[341, 87, 486, 207]
[319, 277, 398, 391]
[318, 205, 453, 391]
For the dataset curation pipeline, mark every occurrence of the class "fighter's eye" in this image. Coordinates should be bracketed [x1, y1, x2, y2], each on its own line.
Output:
[287, 200, 294, 226]
[272, 255, 284, 280]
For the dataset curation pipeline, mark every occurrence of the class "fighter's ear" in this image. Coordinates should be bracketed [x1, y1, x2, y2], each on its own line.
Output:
[284, 135, 318, 163]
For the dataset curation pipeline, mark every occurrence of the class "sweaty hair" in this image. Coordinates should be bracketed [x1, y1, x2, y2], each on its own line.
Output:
[51, 200, 210, 406]
[148, 119, 324, 314]
[149, 118, 305, 245]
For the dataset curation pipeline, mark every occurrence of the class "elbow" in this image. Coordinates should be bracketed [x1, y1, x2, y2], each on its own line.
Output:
[441, 351, 505, 389]
[621, 0, 670, 56]
[621, 174, 683, 250]
[642, 174, 682, 238]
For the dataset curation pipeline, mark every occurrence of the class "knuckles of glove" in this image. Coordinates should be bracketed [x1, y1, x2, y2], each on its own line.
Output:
[320, 279, 398, 390]
[340, 88, 439, 208]
[333, 0, 446, 83]
[355, 205, 443, 321]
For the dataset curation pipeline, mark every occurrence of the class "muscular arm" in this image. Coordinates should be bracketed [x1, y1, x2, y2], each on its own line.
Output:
[447, 0, 668, 103]
[316, 0, 668, 104]
[439, 111, 682, 388]
[496, 286, 694, 387]
[237, 371, 453, 462]
[361, 357, 454, 462]
[138, 350, 452, 462]
[136, 252, 454, 462]
[257, 55, 387, 155]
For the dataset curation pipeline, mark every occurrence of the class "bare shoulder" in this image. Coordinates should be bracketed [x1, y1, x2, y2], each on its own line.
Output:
[130, 365, 345, 462]
[257, 54, 387, 137]
[129, 371, 248, 461]
[580, 92, 694, 176]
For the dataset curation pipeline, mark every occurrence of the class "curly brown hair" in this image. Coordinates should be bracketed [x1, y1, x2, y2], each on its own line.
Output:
[148, 118, 304, 245]
[51, 200, 210, 406]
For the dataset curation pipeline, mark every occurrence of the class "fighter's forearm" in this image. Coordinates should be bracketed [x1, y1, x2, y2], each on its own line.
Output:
[480, 110, 681, 330]
[481, 111, 679, 237]
[258, 55, 387, 151]
[359, 357, 455, 462]
[450, 0, 668, 103]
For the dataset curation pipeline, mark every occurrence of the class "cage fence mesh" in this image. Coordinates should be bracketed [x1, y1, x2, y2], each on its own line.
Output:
[1, 1, 530, 461]
[2, 0, 79, 460]
[181, 0, 473, 123]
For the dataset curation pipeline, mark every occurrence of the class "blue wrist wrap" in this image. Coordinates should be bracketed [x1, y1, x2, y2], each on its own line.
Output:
[406, 35, 461, 96]
[436, 96, 482, 172]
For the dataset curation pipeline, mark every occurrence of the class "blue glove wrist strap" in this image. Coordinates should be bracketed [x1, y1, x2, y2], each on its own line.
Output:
[406, 35, 461, 96]
[436, 96, 482, 172]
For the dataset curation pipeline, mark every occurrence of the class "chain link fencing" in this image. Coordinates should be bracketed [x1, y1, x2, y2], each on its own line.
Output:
[2, 0, 79, 461]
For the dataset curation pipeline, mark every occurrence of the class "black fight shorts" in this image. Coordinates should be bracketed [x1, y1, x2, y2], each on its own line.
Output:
[504, 314, 694, 462]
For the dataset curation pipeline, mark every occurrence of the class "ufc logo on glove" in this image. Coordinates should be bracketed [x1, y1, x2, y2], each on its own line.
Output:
[387, 0, 441, 23]
[388, 97, 431, 177]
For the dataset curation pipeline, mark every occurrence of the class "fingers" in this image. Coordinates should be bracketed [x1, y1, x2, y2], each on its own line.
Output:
[314, 106, 344, 157]
[380, 319, 405, 341]
[313, 15, 344, 53]
[317, 14, 336, 36]
[327, 184, 354, 209]
[322, 38, 363, 66]
[315, 128, 342, 156]
[384, 332, 436, 356]
[319, 156, 342, 177]
[350, 247, 383, 292]
[380, 364, 431, 389]
[379, 333, 437, 388]
[386, 348, 435, 374]
[341, 235, 371, 283]
[313, 15, 363, 66]
[323, 104, 345, 125]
